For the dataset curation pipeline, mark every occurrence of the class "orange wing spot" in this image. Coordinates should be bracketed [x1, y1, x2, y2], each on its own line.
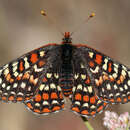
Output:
[19, 61, 24, 71]
[8, 96, 14, 101]
[117, 97, 122, 102]
[34, 109, 40, 113]
[42, 108, 51, 113]
[110, 76, 114, 82]
[103, 74, 109, 80]
[120, 75, 124, 83]
[51, 92, 58, 99]
[59, 93, 63, 99]
[97, 106, 103, 112]
[17, 97, 23, 101]
[6, 73, 11, 81]
[35, 94, 42, 102]
[52, 106, 61, 111]
[42, 93, 49, 100]
[38, 61, 45, 67]
[2, 96, 7, 100]
[108, 62, 112, 72]
[117, 80, 121, 85]
[110, 99, 114, 102]
[103, 102, 107, 106]
[90, 96, 96, 104]
[16, 76, 22, 81]
[95, 54, 102, 65]
[128, 96, 130, 100]
[89, 61, 94, 67]
[25, 97, 31, 100]
[43, 77, 47, 82]
[91, 111, 96, 115]
[85, 77, 90, 84]
[61, 104, 64, 108]
[75, 93, 82, 101]
[123, 98, 127, 102]
[9, 78, 14, 83]
[83, 95, 89, 102]
[23, 72, 30, 79]
[30, 53, 38, 63]
[26, 102, 33, 109]
[30, 75, 38, 85]
[72, 107, 80, 113]
[81, 110, 89, 115]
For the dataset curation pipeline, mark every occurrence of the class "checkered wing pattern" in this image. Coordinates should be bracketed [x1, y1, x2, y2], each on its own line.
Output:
[74, 44, 130, 105]
[24, 70, 64, 114]
[0, 44, 59, 103]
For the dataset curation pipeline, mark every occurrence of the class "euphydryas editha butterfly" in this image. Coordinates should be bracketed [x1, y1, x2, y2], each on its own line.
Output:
[0, 31, 130, 117]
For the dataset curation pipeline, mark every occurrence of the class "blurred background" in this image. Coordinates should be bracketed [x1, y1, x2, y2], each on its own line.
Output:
[0, 0, 130, 130]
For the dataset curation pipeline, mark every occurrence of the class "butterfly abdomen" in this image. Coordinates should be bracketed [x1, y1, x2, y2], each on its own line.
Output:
[59, 43, 74, 97]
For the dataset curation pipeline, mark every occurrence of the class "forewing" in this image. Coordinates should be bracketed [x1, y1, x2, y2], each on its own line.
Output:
[74, 44, 130, 104]
[0, 43, 59, 102]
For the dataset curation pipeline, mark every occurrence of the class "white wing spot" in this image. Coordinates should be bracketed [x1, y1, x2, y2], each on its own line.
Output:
[13, 66, 17, 72]
[39, 84, 45, 91]
[57, 85, 61, 91]
[72, 86, 76, 92]
[14, 72, 19, 77]
[21, 82, 26, 89]
[106, 84, 111, 90]
[13, 83, 18, 88]
[90, 66, 99, 73]
[83, 103, 89, 107]
[24, 57, 30, 69]
[81, 74, 86, 80]
[12, 62, 18, 66]
[88, 52, 94, 58]
[4, 68, 9, 76]
[51, 100, 58, 104]
[43, 101, 49, 105]
[17, 92, 24, 96]
[2, 83, 6, 88]
[83, 87, 88, 92]
[40, 51, 45, 57]
[124, 85, 128, 90]
[44, 85, 49, 91]
[88, 86, 93, 93]
[112, 73, 118, 78]
[50, 83, 56, 89]
[121, 70, 126, 77]
[0, 78, 2, 84]
[54, 73, 59, 79]
[90, 105, 96, 109]
[127, 80, 130, 86]
[75, 101, 80, 106]
[46, 73, 52, 78]
[35, 103, 40, 107]
[6, 86, 11, 90]
[77, 84, 83, 90]
[119, 87, 124, 92]
[114, 84, 118, 90]
[74, 74, 79, 79]
[103, 58, 108, 70]
[34, 65, 43, 72]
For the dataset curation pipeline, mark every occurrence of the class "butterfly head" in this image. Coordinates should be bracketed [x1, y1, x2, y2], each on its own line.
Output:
[62, 32, 72, 44]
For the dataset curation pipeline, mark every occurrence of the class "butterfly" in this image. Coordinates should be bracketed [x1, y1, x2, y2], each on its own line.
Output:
[0, 32, 129, 117]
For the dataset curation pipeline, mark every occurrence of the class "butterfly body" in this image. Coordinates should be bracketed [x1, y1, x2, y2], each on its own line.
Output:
[0, 32, 129, 117]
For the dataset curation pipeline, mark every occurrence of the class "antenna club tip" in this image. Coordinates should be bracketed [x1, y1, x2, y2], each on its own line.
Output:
[90, 12, 95, 18]
[40, 10, 46, 16]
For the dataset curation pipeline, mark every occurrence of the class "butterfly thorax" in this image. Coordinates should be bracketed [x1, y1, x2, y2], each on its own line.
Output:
[59, 33, 74, 97]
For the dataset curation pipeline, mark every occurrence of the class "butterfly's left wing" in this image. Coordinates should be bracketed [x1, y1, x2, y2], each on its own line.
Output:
[74, 44, 130, 104]
[0, 43, 60, 102]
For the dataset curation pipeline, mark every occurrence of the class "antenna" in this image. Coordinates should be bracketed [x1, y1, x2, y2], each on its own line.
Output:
[40, 9, 64, 36]
[70, 12, 95, 36]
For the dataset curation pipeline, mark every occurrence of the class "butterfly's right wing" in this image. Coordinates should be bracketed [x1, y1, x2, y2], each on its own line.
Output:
[0, 43, 60, 103]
